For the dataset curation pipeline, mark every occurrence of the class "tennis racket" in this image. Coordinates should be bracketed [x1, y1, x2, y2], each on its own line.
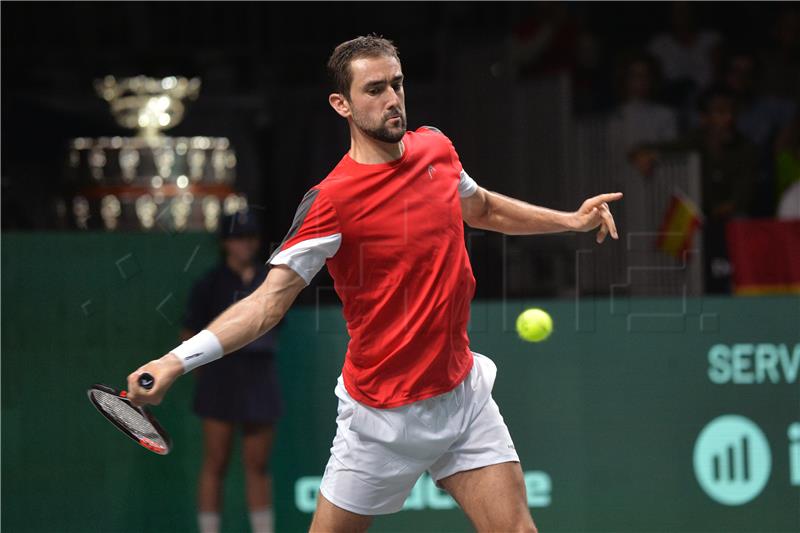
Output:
[87, 373, 172, 455]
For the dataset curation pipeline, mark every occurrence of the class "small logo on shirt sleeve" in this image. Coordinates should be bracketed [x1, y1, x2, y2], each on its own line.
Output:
[427, 165, 436, 180]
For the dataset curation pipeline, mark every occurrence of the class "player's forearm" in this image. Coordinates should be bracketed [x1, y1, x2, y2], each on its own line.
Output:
[164, 266, 304, 375]
[127, 267, 304, 406]
[472, 190, 577, 235]
[205, 285, 290, 354]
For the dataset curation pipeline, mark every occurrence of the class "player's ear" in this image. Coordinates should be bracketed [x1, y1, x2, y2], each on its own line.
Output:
[329, 93, 351, 118]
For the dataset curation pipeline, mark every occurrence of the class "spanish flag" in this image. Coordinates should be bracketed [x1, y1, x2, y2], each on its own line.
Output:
[656, 191, 703, 259]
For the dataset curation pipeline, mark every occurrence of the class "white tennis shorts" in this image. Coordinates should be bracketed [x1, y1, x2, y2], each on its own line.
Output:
[319, 352, 520, 515]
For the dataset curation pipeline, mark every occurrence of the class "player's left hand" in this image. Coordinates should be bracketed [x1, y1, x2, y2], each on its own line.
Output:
[571, 192, 623, 243]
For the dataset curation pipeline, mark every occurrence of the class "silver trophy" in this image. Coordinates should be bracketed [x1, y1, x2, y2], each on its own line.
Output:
[64, 76, 242, 232]
[95, 75, 201, 140]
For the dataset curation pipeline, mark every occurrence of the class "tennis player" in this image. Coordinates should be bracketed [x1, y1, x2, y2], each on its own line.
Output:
[128, 35, 621, 533]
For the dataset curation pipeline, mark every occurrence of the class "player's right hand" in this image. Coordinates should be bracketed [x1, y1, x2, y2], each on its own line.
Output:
[127, 353, 184, 407]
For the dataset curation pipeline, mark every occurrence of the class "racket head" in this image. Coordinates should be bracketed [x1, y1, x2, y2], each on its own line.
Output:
[87, 383, 172, 455]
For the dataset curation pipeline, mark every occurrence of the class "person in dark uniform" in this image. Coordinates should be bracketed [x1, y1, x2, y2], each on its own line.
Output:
[182, 209, 281, 533]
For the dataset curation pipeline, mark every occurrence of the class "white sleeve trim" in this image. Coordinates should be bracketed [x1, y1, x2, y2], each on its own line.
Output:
[269, 233, 342, 284]
[458, 169, 478, 198]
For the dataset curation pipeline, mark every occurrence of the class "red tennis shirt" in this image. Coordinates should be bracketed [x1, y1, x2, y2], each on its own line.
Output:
[269, 126, 480, 408]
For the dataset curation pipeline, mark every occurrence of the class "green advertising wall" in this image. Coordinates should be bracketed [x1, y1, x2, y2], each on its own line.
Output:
[2, 233, 799, 532]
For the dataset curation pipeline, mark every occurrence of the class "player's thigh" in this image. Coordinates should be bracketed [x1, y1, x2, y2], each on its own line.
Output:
[201, 418, 236, 467]
[438, 461, 537, 533]
[241, 422, 275, 470]
[309, 492, 373, 533]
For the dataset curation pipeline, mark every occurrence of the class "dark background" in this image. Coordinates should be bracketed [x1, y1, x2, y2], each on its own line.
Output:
[2, 1, 792, 220]
[2, 1, 798, 301]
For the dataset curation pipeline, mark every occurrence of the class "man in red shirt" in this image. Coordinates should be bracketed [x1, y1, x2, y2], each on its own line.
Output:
[128, 36, 621, 533]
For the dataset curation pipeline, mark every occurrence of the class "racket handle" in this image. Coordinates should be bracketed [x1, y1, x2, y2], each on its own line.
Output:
[138, 373, 155, 390]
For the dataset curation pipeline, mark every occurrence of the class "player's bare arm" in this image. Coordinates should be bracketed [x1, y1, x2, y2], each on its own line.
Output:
[127, 265, 306, 407]
[461, 187, 623, 243]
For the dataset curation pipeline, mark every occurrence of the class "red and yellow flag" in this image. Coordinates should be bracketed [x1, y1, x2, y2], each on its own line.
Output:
[656, 192, 703, 258]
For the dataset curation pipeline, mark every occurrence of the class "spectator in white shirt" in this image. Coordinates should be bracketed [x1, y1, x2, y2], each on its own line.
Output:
[648, 1, 721, 122]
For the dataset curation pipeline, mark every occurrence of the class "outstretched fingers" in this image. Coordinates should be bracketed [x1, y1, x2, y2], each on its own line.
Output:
[598, 202, 618, 240]
[596, 222, 609, 243]
[598, 192, 623, 204]
[585, 192, 623, 211]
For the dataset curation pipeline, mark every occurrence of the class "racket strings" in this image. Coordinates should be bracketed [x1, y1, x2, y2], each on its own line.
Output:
[90, 389, 166, 447]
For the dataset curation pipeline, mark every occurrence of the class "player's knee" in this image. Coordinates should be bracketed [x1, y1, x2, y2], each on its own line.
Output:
[481, 514, 534, 532]
[516, 515, 538, 533]
[501, 519, 536, 533]
[500, 511, 537, 533]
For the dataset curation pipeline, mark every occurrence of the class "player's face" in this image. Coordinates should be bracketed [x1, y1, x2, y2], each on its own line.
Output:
[347, 55, 407, 143]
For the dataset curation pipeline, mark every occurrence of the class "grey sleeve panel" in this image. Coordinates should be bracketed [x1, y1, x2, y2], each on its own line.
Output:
[267, 188, 320, 263]
[420, 125, 442, 134]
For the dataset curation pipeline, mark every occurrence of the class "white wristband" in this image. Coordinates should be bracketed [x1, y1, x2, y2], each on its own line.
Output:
[170, 330, 224, 374]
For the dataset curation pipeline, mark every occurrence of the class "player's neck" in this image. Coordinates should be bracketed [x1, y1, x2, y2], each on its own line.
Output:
[348, 128, 404, 164]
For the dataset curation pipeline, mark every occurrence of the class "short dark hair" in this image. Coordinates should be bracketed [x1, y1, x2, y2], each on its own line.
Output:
[327, 34, 400, 98]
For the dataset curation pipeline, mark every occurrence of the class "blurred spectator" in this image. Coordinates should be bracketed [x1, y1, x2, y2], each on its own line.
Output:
[183, 209, 280, 533]
[631, 86, 758, 293]
[610, 52, 678, 155]
[759, 7, 800, 102]
[723, 47, 797, 149]
[648, 1, 721, 118]
[510, 2, 579, 79]
[609, 52, 679, 239]
[776, 116, 800, 218]
[509, 2, 605, 112]
[777, 181, 800, 219]
[721, 47, 797, 215]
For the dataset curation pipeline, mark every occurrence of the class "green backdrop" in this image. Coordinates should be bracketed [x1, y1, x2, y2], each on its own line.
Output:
[2, 233, 798, 532]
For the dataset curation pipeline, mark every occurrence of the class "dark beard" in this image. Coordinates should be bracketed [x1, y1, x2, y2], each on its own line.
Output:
[354, 111, 407, 143]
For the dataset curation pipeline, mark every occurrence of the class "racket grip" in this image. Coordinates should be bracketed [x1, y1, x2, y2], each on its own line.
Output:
[138, 373, 155, 390]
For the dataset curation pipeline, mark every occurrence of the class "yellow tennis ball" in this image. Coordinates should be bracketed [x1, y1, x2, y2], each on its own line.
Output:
[516, 308, 553, 342]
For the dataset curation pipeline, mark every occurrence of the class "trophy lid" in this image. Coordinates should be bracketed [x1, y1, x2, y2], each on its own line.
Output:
[95, 75, 201, 139]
